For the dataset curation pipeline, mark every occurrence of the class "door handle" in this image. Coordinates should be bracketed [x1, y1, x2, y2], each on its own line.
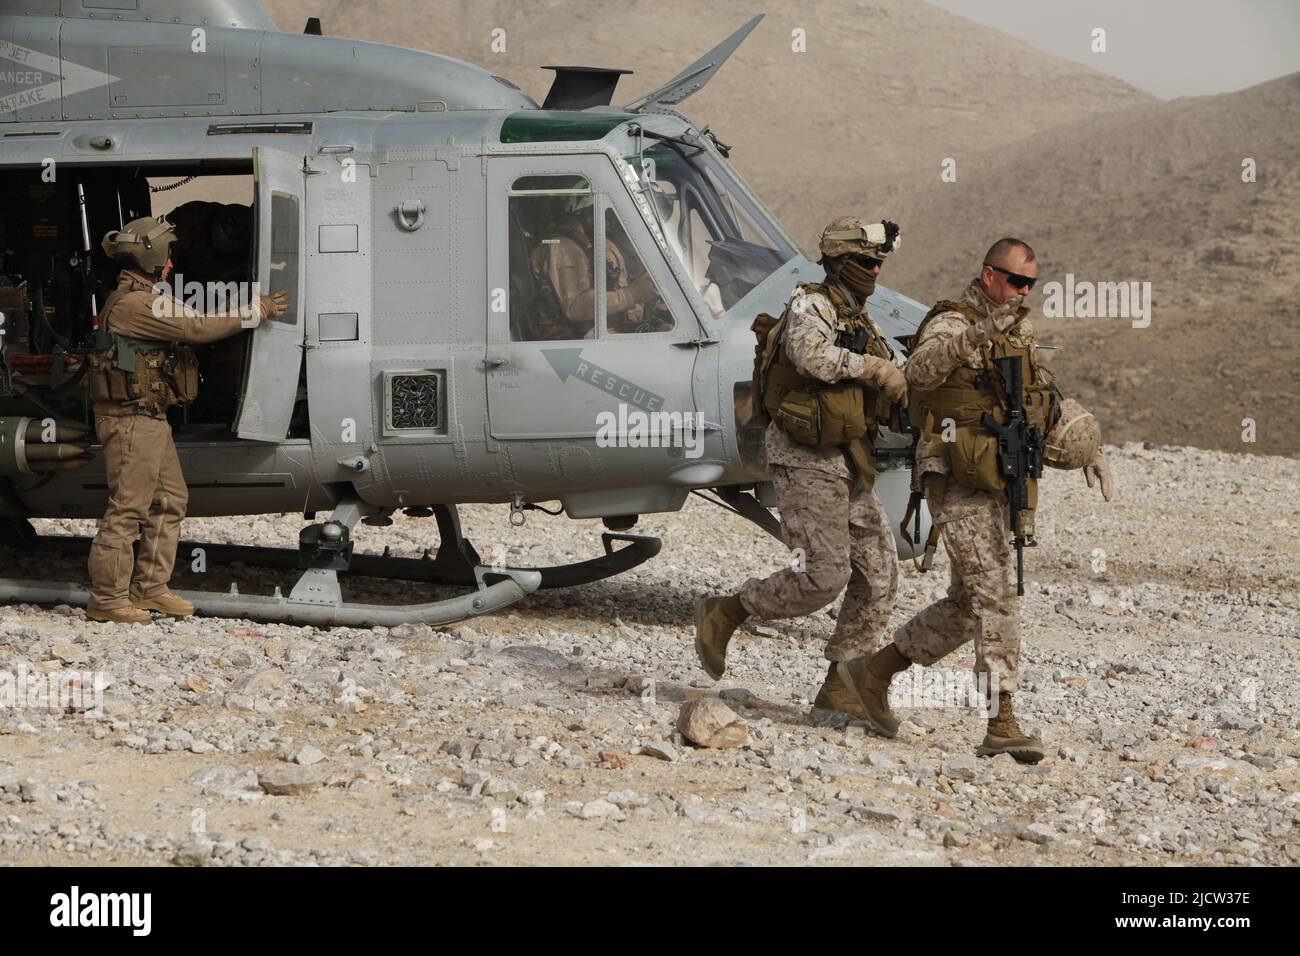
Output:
[481, 357, 507, 369]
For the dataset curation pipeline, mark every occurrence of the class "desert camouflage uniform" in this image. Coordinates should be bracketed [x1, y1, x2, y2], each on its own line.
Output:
[88, 272, 254, 611]
[893, 278, 1030, 692]
[738, 284, 899, 662]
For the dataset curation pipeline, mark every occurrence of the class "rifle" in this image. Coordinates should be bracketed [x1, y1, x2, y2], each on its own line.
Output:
[980, 354, 1044, 596]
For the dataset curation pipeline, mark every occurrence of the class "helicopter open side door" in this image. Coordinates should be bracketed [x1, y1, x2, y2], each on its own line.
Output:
[234, 147, 305, 442]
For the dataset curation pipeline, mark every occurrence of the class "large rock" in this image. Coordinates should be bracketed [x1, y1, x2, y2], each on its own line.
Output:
[186, 766, 263, 802]
[677, 698, 749, 749]
[258, 766, 325, 796]
[233, 668, 288, 695]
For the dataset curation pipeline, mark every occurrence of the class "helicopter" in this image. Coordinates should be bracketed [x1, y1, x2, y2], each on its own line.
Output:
[0, 0, 931, 627]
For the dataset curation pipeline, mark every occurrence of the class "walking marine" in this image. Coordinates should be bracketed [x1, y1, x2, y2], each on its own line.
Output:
[694, 216, 909, 723]
[850, 238, 1113, 763]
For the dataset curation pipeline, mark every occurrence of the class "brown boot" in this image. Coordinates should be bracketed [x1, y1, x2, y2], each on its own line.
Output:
[693, 593, 748, 680]
[86, 601, 152, 625]
[130, 590, 195, 618]
[977, 692, 1045, 764]
[812, 661, 865, 719]
[837, 643, 910, 739]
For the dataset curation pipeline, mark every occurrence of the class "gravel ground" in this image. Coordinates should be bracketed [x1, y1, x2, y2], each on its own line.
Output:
[1, 441, 1297, 866]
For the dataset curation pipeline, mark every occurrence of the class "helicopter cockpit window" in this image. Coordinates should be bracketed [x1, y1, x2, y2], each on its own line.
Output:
[632, 143, 797, 316]
[603, 208, 672, 334]
[508, 174, 596, 341]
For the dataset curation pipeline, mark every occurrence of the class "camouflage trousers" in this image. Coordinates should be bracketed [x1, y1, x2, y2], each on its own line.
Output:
[739, 464, 898, 662]
[88, 409, 189, 609]
[893, 479, 1021, 693]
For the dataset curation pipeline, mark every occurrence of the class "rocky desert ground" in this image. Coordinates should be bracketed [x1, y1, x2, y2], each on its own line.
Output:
[1, 442, 1297, 866]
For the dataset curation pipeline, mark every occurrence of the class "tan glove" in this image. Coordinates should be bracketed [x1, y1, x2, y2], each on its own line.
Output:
[963, 295, 1027, 348]
[1083, 450, 1113, 501]
[858, 356, 907, 407]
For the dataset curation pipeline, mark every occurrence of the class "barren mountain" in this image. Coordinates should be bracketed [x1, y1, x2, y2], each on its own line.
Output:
[868, 72, 1300, 456]
[263, 0, 1149, 241]
[250, 0, 1294, 455]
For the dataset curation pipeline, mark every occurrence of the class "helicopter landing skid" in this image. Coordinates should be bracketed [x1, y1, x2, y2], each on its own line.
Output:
[0, 567, 542, 628]
[3, 504, 660, 625]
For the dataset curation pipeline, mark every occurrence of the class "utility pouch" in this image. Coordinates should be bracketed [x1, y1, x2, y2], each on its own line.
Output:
[947, 425, 1006, 494]
[816, 385, 868, 446]
[773, 388, 822, 445]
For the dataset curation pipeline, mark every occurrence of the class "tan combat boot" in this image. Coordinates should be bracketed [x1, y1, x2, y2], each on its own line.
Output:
[130, 591, 195, 618]
[837, 643, 910, 739]
[86, 602, 152, 625]
[812, 661, 865, 719]
[693, 593, 748, 680]
[976, 691, 1045, 764]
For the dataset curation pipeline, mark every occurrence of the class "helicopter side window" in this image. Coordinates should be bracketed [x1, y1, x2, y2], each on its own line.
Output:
[266, 192, 299, 325]
[603, 209, 672, 334]
[508, 174, 596, 342]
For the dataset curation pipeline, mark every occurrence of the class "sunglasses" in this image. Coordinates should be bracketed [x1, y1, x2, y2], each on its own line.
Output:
[984, 262, 1037, 291]
[852, 255, 883, 271]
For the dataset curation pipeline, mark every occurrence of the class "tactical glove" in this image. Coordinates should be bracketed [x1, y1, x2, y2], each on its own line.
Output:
[857, 355, 908, 407]
[1083, 450, 1113, 501]
[963, 295, 1027, 348]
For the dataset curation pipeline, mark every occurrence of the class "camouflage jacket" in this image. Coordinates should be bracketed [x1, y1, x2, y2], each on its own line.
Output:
[906, 277, 1038, 488]
[765, 282, 883, 479]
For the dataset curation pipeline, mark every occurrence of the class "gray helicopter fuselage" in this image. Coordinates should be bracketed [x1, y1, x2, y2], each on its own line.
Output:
[0, 5, 930, 554]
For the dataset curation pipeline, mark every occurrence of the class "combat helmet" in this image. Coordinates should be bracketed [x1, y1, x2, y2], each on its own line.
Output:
[101, 216, 177, 276]
[818, 216, 901, 261]
[1044, 398, 1101, 469]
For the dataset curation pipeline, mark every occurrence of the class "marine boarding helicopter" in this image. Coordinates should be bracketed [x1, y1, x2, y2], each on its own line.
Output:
[0, 0, 931, 626]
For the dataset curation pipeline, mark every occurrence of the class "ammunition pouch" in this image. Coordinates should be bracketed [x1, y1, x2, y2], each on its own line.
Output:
[766, 371, 870, 449]
[87, 334, 199, 412]
[944, 423, 1039, 509]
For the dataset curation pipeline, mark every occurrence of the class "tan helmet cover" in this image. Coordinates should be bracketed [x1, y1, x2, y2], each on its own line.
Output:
[1044, 398, 1101, 469]
[101, 216, 177, 275]
[819, 216, 901, 259]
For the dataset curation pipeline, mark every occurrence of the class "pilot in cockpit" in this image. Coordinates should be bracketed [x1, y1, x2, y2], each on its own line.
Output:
[529, 193, 666, 339]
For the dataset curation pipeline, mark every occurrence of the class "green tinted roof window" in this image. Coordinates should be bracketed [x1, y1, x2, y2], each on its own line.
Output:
[500, 111, 636, 143]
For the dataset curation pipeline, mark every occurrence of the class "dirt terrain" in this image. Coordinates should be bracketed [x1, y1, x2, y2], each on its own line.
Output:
[1, 443, 1297, 866]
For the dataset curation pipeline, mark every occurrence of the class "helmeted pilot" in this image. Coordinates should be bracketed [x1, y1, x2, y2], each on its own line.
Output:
[529, 194, 660, 339]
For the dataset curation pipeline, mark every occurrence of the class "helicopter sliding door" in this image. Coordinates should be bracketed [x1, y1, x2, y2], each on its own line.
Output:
[485, 154, 709, 450]
[234, 147, 305, 441]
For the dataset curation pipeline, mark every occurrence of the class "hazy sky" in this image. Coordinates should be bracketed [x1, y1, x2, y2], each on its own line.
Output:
[929, 0, 1300, 99]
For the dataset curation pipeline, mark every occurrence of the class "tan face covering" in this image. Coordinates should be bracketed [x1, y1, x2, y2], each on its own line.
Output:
[833, 256, 878, 301]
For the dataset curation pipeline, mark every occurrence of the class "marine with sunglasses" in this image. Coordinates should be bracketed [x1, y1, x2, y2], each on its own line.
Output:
[842, 238, 1114, 763]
